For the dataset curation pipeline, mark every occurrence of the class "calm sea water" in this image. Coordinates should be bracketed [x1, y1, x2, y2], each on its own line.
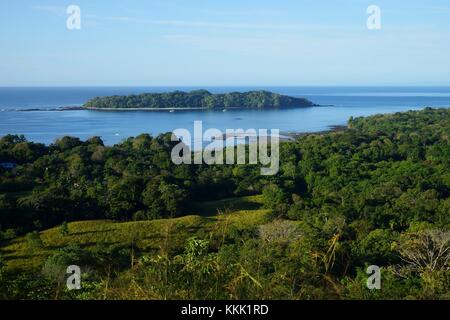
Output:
[0, 87, 449, 145]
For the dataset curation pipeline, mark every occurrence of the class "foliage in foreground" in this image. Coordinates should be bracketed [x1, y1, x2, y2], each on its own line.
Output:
[0, 108, 449, 299]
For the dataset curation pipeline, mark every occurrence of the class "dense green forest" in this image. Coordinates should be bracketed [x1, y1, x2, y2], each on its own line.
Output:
[83, 90, 316, 109]
[0, 108, 449, 300]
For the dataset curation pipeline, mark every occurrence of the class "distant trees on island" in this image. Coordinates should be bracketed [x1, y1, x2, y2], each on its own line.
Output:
[83, 90, 317, 109]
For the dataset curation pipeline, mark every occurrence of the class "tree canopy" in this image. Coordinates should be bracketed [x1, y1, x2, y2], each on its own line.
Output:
[0, 108, 448, 300]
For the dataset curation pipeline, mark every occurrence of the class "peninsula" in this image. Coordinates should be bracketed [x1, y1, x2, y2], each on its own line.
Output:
[83, 90, 317, 110]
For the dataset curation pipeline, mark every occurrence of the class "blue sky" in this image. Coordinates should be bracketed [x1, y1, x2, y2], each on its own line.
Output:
[1, 0, 450, 86]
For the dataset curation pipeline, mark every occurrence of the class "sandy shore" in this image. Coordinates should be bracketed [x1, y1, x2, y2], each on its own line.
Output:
[198, 125, 348, 143]
[83, 105, 317, 111]
[84, 107, 209, 111]
[281, 125, 348, 139]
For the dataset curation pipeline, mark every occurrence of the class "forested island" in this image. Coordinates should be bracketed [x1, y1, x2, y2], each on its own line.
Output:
[0, 108, 449, 300]
[83, 90, 317, 110]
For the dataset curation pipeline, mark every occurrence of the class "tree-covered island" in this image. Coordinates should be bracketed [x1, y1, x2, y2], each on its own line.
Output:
[83, 90, 317, 110]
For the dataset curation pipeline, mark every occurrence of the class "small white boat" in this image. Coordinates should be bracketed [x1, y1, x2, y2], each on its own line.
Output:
[222, 109, 227, 112]
[169, 109, 175, 113]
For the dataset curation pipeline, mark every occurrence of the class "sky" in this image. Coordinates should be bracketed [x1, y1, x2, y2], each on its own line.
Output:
[1, 0, 450, 86]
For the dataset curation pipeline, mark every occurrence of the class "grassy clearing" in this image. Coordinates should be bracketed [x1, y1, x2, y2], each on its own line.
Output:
[1, 195, 269, 272]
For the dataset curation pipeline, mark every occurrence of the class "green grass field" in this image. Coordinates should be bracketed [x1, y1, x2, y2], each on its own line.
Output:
[1, 195, 269, 272]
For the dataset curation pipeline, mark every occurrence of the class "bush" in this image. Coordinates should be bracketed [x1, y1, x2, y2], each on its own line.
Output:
[2, 229, 16, 240]
[262, 184, 289, 218]
[58, 222, 69, 236]
[26, 231, 44, 253]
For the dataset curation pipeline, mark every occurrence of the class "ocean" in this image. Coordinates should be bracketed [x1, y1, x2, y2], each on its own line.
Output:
[1, 86, 449, 145]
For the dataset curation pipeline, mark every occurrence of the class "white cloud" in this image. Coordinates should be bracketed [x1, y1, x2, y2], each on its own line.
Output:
[153, 20, 313, 31]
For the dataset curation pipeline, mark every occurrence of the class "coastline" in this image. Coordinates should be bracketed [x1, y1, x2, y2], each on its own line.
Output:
[212, 125, 348, 143]
[85, 106, 209, 111]
[4, 104, 446, 146]
[83, 105, 319, 111]
[271, 126, 347, 142]
[281, 125, 348, 139]
[7, 105, 319, 112]
[0, 123, 348, 146]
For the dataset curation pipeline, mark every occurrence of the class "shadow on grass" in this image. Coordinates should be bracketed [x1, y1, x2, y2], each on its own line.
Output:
[67, 229, 115, 236]
[190, 198, 263, 217]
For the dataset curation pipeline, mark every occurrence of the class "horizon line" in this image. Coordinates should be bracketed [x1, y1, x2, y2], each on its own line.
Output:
[1, 84, 450, 88]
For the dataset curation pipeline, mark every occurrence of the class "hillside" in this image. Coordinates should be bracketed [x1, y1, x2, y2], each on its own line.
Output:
[2, 196, 268, 272]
